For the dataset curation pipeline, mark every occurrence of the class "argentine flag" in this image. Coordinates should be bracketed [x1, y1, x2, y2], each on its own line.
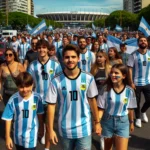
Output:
[138, 17, 150, 37]
[48, 25, 53, 31]
[26, 24, 32, 32]
[92, 23, 96, 30]
[107, 35, 138, 54]
[30, 20, 47, 36]
[115, 25, 122, 32]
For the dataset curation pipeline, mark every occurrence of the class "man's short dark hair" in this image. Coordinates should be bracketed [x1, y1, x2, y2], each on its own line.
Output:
[62, 44, 80, 57]
[36, 39, 50, 49]
[137, 35, 147, 43]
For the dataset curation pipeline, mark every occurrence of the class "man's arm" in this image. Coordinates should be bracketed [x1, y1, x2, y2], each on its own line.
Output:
[47, 104, 58, 145]
[23, 60, 29, 71]
[88, 97, 102, 136]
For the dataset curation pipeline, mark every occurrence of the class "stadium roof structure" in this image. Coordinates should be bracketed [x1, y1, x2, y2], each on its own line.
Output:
[37, 11, 109, 26]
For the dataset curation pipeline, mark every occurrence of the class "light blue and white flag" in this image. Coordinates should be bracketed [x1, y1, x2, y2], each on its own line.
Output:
[26, 24, 32, 32]
[48, 25, 53, 31]
[138, 17, 150, 37]
[91, 32, 96, 38]
[92, 23, 96, 30]
[30, 20, 47, 35]
[115, 25, 122, 32]
[107, 35, 138, 54]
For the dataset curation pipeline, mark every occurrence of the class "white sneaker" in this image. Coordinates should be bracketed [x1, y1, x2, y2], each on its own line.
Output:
[141, 113, 148, 123]
[40, 134, 45, 145]
[135, 119, 142, 128]
[100, 136, 104, 150]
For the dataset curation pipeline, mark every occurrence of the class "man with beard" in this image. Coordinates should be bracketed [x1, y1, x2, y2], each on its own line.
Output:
[46, 44, 101, 150]
[24, 37, 39, 70]
[78, 36, 95, 72]
[127, 36, 150, 128]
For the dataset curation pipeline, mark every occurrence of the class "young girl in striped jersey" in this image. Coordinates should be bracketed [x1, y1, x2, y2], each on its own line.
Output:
[97, 64, 137, 150]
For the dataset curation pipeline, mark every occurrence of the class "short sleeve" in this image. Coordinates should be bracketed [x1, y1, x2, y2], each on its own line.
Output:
[97, 92, 107, 109]
[91, 52, 96, 65]
[127, 89, 137, 109]
[87, 77, 98, 98]
[1, 99, 14, 120]
[37, 96, 44, 114]
[127, 54, 134, 67]
[45, 81, 58, 104]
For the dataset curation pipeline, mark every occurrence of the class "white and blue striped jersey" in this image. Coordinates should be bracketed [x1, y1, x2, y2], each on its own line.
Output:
[46, 70, 98, 139]
[78, 50, 95, 72]
[100, 43, 108, 53]
[53, 40, 62, 53]
[18, 43, 31, 60]
[10, 41, 20, 53]
[27, 59, 62, 103]
[1, 92, 44, 148]
[127, 50, 150, 86]
[97, 86, 137, 116]
[86, 44, 92, 51]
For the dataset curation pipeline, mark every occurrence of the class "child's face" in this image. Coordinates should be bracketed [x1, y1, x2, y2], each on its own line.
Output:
[110, 68, 125, 84]
[49, 48, 56, 56]
[18, 85, 33, 98]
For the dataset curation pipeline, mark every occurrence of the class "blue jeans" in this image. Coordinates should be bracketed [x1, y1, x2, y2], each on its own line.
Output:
[101, 113, 129, 138]
[61, 135, 91, 150]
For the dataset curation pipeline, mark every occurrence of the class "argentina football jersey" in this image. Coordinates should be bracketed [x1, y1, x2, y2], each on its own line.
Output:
[1, 92, 44, 148]
[18, 43, 31, 61]
[27, 59, 62, 103]
[53, 40, 63, 53]
[100, 43, 108, 53]
[127, 50, 150, 86]
[97, 86, 137, 116]
[78, 51, 95, 72]
[46, 70, 98, 138]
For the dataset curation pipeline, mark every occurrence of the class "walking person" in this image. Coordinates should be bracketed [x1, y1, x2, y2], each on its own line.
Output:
[97, 64, 137, 150]
[46, 44, 101, 150]
[127, 35, 150, 127]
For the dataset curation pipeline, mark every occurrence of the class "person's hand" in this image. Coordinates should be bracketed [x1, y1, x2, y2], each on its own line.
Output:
[130, 123, 134, 133]
[6, 136, 13, 150]
[49, 130, 58, 145]
[0, 94, 3, 102]
[94, 122, 102, 136]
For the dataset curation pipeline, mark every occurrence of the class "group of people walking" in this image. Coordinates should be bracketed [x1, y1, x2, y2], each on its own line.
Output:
[0, 30, 149, 150]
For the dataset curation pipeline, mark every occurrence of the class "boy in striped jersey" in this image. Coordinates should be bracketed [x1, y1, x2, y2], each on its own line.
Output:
[78, 36, 95, 72]
[46, 44, 101, 150]
[1, 72, 44, 150]
[27, 39, 62, 150]
[127, 36, 150, 128]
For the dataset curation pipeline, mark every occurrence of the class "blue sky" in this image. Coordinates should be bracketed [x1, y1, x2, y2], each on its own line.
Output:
[33, 0, 123, 15]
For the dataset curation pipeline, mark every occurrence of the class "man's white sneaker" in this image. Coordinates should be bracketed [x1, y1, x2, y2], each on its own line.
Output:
[135, 119, 142, 128]
[141, 113, 148, 123]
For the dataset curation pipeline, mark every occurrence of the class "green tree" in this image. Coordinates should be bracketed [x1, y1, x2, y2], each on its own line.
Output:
[105, 10, 138, 30]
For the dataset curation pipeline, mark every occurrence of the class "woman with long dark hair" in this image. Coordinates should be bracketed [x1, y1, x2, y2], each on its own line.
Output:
[0, 48, 25, 105]
[97, 64, 137, 150]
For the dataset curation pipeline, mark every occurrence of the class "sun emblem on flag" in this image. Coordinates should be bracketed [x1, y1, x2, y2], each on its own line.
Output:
[37, 27, 40, 31]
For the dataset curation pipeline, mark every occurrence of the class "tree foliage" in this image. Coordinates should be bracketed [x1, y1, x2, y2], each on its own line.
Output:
[138, 4, 150, 24]
[1, 12, 63, 30]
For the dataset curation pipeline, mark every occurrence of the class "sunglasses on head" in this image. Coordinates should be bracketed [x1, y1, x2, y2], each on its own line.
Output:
[41, 65, 48, 80]
[5, 53, 13, 57]
[32, 43, 37, 45]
